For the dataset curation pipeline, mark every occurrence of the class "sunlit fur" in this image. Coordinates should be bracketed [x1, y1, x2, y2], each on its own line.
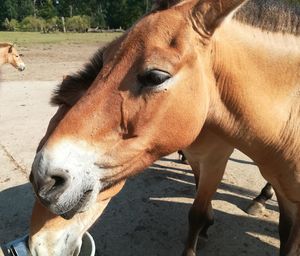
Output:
[30, 0, 300, 255]
[235, 0, 300, 35]
[0, 42, 25, 71]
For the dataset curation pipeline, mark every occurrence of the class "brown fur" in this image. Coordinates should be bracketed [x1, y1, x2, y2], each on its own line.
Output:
[30, 0, 300, 255]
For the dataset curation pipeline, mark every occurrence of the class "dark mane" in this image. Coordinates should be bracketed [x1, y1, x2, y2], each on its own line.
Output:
[51, 47, 104, 106]
[234, 0, 300, 35]
[0, 42, 13, 48]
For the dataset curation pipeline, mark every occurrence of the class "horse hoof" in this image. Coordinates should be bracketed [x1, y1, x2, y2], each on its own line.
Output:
[245, 201, 265, 216]
[182, 249, 196, 256]
[181, 159, 189, 165]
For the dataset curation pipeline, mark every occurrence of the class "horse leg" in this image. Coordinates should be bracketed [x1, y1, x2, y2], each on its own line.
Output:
[178, 150, 189, 164]
[276, 193, 294, 255]
[260, 167, 300, 256]
[274, 192, 300, 256]
[245, 182, 274, 216]
[181, 130, 234, 256]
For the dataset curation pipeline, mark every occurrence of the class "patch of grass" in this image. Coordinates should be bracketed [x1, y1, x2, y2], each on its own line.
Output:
[0, 32, 121, 46]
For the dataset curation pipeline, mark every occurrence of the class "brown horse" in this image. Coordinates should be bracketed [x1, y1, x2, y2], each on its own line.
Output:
[0, 43, 25, 71]
[29, 0, 300, 255]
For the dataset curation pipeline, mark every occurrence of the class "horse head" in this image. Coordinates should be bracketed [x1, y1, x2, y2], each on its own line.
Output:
[6, 43, 26, 71]
[29, 0, 246, 255]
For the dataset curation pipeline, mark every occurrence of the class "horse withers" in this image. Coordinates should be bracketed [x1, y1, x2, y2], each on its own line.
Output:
[0, 43, 25, 71]
[29, 0, 300, 255]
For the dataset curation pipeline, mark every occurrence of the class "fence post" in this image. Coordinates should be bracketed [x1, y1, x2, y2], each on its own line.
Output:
[61, 17, 66, 33]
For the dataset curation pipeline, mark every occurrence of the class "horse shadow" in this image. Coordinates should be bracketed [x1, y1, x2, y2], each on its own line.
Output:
[0, 157, 279, 255]
[90, 159, 279, 256]
[0, 183, 34, 244]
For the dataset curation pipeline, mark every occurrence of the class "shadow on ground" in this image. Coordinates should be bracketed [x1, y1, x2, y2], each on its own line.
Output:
[0, 183, 34, 244]
[0, 159, 279, 255]
[90, 160, 279, 256]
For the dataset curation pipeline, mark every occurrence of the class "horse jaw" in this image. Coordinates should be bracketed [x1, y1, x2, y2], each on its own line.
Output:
[29, 181, 125, 256]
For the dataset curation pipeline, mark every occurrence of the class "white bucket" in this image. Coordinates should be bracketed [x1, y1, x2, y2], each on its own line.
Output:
[79, 232, 96, 256]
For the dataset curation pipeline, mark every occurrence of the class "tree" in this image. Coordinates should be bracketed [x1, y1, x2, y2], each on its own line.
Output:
[0, 0, 18, 27]
[86, 0, 106, 28]
[20, 15, 45, 31]
[2, 18, 19, 31]
[103, 0, 128, 29]
[126, 0, 147, 27]
[0, 0, 153, 31]
[65, 15, 90, 32]
[55, 0, 72, 18]
[37, 0, 57, 19]
[17, 0, 34, 20]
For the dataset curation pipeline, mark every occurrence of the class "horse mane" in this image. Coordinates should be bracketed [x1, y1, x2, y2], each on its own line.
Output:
[51, 48, 104, 106]
[234, 0, 300, 35]
[0, 42, 13, 48]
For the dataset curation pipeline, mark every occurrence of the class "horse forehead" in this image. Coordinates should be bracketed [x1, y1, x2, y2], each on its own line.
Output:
[133, 9, 189, 41]
[12, 47, 19, 54]
[121, 13, 192, 61]
[93, 11, 192, 86]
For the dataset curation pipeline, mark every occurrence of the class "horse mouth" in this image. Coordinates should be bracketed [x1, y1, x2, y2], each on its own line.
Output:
[61, 190, 93, 219]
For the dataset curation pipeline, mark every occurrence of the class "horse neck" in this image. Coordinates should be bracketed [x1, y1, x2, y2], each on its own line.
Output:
[0, 47, 9, 65]
[207, 20, 300, 164]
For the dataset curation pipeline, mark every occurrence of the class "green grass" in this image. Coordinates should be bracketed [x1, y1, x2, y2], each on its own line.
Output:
[0, 32, 122, 46]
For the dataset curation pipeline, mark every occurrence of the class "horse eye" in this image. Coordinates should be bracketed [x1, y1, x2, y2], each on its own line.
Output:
[138, 69, 171, 88]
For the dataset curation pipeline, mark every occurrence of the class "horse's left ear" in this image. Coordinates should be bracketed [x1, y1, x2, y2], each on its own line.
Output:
[192, 0, 246, 34]
[8, 45, 13, 53]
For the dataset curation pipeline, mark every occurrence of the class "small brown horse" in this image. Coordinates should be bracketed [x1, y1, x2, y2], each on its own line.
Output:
[29, 0, 300, 255]
[0, 43, 25, 71]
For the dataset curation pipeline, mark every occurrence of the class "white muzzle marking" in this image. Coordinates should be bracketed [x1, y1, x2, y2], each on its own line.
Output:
[32, 140, 105, 214]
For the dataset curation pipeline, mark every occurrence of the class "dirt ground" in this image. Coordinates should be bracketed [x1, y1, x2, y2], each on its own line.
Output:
[1, 43, 105, 81]
[0, 42, 279, 255]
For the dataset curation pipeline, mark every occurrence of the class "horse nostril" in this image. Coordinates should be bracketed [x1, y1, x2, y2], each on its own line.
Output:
[38, 172, 70, 201]
[52, 175, 66, 189]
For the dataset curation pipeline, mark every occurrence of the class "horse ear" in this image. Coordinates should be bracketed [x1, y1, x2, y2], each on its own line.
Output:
[192, 0, 246, 34]
[8, 45, 13, 53]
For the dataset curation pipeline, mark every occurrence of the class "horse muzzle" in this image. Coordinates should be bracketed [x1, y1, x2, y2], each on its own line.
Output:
[17, 64, 25, 72]
[30, 142, 103, 217]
